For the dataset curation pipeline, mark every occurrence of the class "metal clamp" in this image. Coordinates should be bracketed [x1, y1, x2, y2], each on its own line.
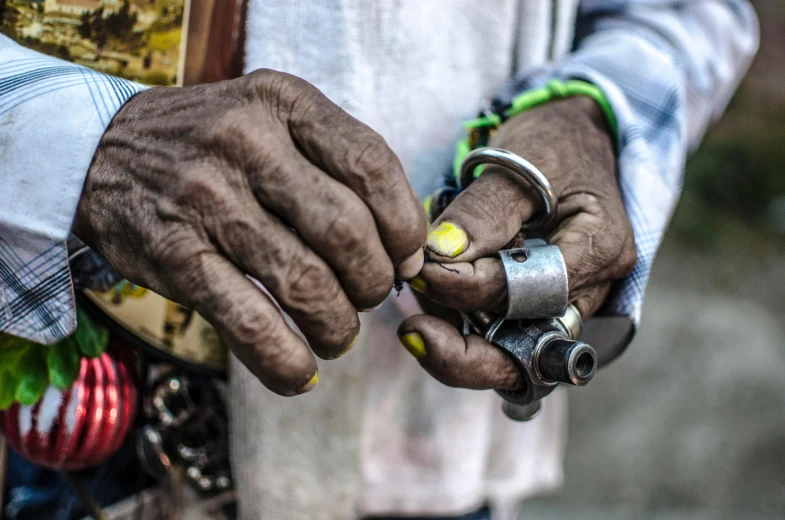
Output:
[459, 147, 559, 233]
[499, 239, 568, 320]
[486, 305, 597, 421]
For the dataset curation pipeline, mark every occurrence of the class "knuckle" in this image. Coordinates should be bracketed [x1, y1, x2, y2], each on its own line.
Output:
[453, 187, 507, 235]
[176, 169, 234, 212]
[211, 211, 262, 258]
[323, 199, 373, 254]
[204, 110, 279, 170]
[499, 364, 525, 391]
[250, 69, 321, 115]
[157, 247, 214, 307]
[206, 109, 254, 150]
[244, 68, 275, 86]
[148, 229, 202, 272]
[605, 212, 637, 278]
[344, 138, 401, 196]
[282, 256, 340, 312]
[224, 302, 281, 348]
[245, 68, 298, 94]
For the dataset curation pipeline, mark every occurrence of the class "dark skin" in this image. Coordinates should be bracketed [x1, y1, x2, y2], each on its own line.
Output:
[74, 68, 632, 397]
[73, 69, 428, 396]
[398, 96, 638, 391]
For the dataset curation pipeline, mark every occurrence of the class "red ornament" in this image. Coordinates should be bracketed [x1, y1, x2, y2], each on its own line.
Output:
[0, 346, 137, 471]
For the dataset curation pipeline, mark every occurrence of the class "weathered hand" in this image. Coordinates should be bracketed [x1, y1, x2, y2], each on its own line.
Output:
[399, 96, 636, 391]
[73, 70, 427, 396]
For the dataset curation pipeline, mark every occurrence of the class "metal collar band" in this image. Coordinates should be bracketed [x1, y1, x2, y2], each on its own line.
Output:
[498, 241, 568, 320]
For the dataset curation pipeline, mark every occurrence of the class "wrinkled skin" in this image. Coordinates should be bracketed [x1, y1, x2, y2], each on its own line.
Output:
[74, 69, 428, 396]
[399, 96, 638, 391]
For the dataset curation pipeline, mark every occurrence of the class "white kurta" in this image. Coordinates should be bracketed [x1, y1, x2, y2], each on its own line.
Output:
[230, 2, 576, 519]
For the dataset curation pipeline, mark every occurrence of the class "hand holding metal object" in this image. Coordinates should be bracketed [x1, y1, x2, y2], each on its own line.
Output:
[465, 305, 595, 420]
[459, 148, 598, 421]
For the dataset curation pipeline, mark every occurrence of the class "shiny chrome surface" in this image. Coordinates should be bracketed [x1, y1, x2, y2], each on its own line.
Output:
[459, 147, 559, 232]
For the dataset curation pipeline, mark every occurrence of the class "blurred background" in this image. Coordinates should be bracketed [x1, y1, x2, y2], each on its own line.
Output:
[523, 1, 785, 518]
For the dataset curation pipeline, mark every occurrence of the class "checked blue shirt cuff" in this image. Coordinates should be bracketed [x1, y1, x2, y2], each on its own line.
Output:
[0, 35, 145, 344]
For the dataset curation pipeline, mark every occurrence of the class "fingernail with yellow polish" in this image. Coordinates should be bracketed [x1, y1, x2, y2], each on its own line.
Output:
[427, 222, 468, 257]
[399, 332, 427, 360]
[297, 371, 319, 394]
[328, 333, 359, 360]
[408, 276, 427, 293]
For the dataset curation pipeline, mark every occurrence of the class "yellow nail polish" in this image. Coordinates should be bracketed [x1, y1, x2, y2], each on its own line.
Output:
[427, 222, 468, 257]
[409, 276, 427, 293]
[328, 333, 359, 360]
[399, 332, 426, 360]
[297, 371, 319, 394]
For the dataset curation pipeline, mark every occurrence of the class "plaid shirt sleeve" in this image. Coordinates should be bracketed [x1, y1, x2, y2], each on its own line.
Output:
[496, 0, 759, 326]
[0, 35, 144, 345]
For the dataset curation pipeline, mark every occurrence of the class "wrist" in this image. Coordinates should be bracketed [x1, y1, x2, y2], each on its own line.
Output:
[453, 80, 617, 187]
[490, 96, 616, 191]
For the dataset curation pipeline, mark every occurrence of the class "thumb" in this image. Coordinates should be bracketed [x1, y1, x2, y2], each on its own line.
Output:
[425, 167, 539, 262]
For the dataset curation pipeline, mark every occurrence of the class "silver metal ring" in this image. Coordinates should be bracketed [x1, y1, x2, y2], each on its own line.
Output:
[459, 147, 558, 233]
[498, 241, 569, 320]
[557, 304, 583, 340]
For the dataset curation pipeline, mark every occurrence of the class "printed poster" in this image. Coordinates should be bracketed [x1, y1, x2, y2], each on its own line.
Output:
[0, 0, 190, 86]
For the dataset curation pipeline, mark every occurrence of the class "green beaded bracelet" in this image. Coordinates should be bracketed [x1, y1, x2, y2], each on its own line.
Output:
[453, 79, 618, 186]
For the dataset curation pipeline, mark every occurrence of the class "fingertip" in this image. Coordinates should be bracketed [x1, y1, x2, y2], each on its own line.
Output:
[396, 248, 425, 280]
[326, 332, 360, 360]
[398, 331, 427, 360]
[295, 298, 361, 361]
[397, 314, 521, 390]
[295, 370, 319, 395]
[426, 222, 469, 258]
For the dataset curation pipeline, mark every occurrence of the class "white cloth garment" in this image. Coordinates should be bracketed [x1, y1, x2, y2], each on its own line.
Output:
[0, 1, 759, 519]
[229, 2, 758, 519]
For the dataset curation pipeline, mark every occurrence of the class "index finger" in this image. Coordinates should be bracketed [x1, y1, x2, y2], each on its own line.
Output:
[283, 83, 428, 272]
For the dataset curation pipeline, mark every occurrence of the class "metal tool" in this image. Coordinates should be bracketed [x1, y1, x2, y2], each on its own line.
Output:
[459, 148, 598, 421]
[465, 305, 595, 420]
[499, 239, 568, 320]
[138, 371, 233, 494]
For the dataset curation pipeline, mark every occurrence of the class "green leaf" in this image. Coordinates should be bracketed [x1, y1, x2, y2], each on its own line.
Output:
[1, 332, 31, 350]
[47, 337, 81, 390]
[0, 305, 104, 408]
[15, 345, 47, 406]
[0, 370, 20, 410]
[0, 341, 28, 372]
[75, 307, 109, 358]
